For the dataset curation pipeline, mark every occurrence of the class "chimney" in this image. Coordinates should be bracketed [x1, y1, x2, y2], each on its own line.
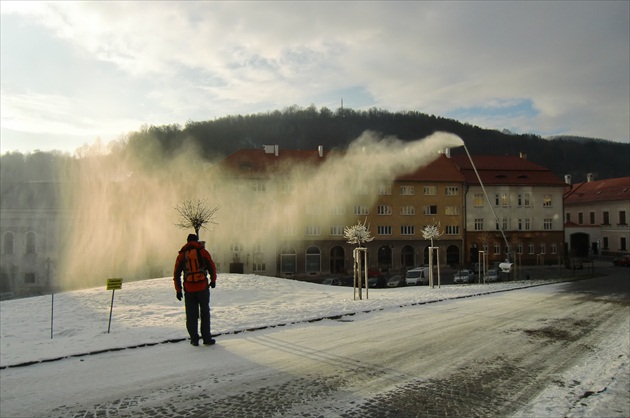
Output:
[587, 173, 595, 182]
[318, 145, 324, 158]
[564, 174, 572, 185]
[519, 152, 527, 159]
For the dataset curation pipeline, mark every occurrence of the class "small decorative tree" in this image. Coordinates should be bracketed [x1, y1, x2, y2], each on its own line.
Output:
[174, 197, 219, 239]
[422, 221, 444, 288]
[344, 218, 374, 300]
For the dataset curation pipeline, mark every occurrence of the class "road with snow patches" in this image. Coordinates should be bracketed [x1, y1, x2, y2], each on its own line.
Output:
[1, 269, 628, 417]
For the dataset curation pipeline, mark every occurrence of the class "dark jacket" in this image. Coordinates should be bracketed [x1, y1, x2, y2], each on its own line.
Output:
[173, 241, 217, 293]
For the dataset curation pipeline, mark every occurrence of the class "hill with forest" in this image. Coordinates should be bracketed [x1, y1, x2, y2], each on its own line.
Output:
[2, 106, 629, 186]
[124, 106, 629, 182]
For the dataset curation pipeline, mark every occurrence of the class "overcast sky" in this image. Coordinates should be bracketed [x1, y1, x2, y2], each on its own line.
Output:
[1, 1, 628, 154]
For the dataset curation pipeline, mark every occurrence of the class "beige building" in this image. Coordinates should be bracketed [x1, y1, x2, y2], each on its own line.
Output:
[451, 154, 567, 267]
[564, 175, 630, 257]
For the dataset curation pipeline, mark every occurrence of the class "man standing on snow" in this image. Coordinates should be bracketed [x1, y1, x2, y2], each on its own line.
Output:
[173, 233, 217, 346]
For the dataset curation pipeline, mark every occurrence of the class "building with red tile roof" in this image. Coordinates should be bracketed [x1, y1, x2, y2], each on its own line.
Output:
[564, 175, 630, 257]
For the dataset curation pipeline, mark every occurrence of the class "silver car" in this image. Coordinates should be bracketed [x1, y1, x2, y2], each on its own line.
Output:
[454, 269, 475, 283]
[484, 269, 499, 282]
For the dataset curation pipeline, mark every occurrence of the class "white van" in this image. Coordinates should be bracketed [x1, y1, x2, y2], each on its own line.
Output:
[405, 267, 430, 286]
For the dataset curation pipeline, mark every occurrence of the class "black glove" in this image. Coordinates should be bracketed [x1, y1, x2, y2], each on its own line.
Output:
[210, 281, 216, 289]
[176, 291, 183, 301]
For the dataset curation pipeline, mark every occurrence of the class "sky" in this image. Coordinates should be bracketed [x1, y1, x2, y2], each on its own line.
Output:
[1, 1, 629, 155]
[1, 274, 628, 417]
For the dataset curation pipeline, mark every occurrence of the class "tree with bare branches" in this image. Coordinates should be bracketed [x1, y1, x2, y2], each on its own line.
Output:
[174, 198, 219, 238]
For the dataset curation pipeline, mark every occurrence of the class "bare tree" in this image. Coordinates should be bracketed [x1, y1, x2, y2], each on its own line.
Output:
[174, 198, 219, 238]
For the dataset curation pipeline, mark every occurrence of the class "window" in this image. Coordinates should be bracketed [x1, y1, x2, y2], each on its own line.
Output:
[518, 219, 523, 231]
[619, 210, 627, 225]
[501, 193, 508, 207]
[306, 205, 321, 215]
[445, 225, 459, 235]
[331, 206, 346, 216]
[252, 182, 266, 192]
[578, 212, 584, 224]
[566, 213, 571, 222]
[445, 186, 459, 196]
[330, 226, 344, 236]
[544, 218, 553, 230]
[230, 243, 243, 252]
[26, 232, 36, 254]
[378, 185, 392, 195]
[280, 183, 294, 194]
[423, 205, 438, 215]
[603, 211, 610, 225]
[524, 218, 531, 231]
[283, 224, 296, 236]
[621, 237, 628, 252]
[524, 193, 531, 207]
[253, 262, 266, 272]
[354, 205, 369, 215]
[474, 218, 484, 231]
[495, 194, 500, 206]
[378, 226, 392, 235]
[281, 247, 297, 273]
[603, 237, 609, 249]
[502, 218, 508, 231]
[445, 206, 459, 215]
[543, 194, 552, 207]
[528, 243, 535, 254]
[306, 225, 321, 236]
[3, 233, 14, 255]
[589, 212, 595, 225]
[551, 243, 558, 255]
[355, 184, 369, 195]
[473, 194, 484, 207]
[401, 186, 415, 195]
[517, 243, 523, 254]
[494, 243, 501, 255]
[401, 225, 415, 235]
[423, 186, 436, 195]
[517, 194, 523, 207]
[377, 205, 392, 215]
[540, 243, 546, 254]
[400, 205, 415, 216]
[305, 246, 321, 273]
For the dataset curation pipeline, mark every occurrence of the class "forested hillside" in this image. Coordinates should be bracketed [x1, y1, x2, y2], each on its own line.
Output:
[3, 106, 629, 186]
[126, 106, 629, 182]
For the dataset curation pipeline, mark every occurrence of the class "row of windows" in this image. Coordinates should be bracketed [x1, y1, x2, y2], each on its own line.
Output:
[285, 225, 462, 237]
[275, 185, 461, 196]
[473, 193, 554, 208]
[2, 232, 37, 255]
[474, 218, 556, 231]
[567, 210, 627, 226]
[479, 242, 560, 255]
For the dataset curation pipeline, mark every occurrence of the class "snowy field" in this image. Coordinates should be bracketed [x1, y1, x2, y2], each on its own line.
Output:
[1, 273, 628, 417]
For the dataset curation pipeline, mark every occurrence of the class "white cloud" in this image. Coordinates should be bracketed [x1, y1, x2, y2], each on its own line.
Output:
[1, 0, 628, 152]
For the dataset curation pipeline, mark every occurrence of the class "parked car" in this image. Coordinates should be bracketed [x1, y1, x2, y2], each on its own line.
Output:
[368, 275, 388, 288]
[405, 267, 430, 286]
[454, 269, 475, 283]
[322, 277, 341, 286]
[613, 255, 630, 267]
[484, 269, 499, 282]
[387, 275, 406, 287]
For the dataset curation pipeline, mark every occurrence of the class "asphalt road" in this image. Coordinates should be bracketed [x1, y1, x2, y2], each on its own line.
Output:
[2, 268, 628, 417]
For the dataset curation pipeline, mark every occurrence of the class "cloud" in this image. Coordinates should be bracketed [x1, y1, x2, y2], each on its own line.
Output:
[1, 0, 628, 152]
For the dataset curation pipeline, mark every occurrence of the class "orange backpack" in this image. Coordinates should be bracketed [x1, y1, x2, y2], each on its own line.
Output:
[184, 248, 207, 283]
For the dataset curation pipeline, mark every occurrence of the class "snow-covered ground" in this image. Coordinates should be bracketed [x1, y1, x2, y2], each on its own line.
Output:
[1, 274, 628, 416]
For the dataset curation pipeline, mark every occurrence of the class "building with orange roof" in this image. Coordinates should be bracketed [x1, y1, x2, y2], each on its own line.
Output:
[450, 153, 567, 269]
[564, 174, 630, 257]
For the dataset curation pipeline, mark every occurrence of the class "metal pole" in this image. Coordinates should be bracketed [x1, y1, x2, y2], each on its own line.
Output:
[50, 291, 54, 339]
[108, 289, 115, 333]
[462, 145, 511, 261]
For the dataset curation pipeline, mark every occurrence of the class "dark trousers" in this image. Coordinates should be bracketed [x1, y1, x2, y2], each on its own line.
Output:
[184, 288, 211, 342]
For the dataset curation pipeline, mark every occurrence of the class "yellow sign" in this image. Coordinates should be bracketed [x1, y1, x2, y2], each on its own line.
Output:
[106, 278, 123, 290]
